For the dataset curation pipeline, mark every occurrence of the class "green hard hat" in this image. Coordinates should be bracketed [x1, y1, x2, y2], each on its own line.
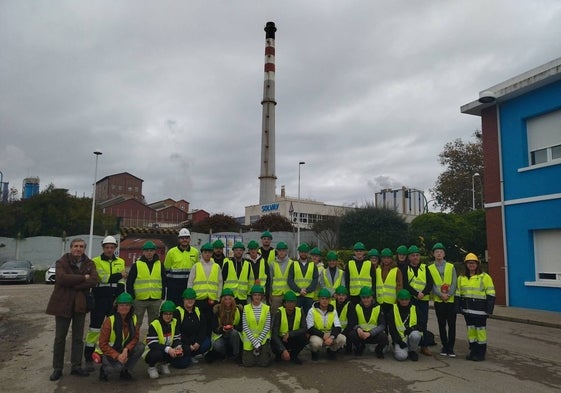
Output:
[367, 249, 379, 257]
[213, 239, 224, 248]
[353, 242, 366, 251]
[232, 241, 245, 250]
[310, 247, 321, 256]
[397, 289, 411, 300]
[221, 288, 235, 297]
[201, 242, 213, 251]
[276, 241, 288, 250]
[247, 240, 259, 250]
[432, 242, 446, 251]
[261, 231, 273, 239]
[283, 290, 297, 302]
[182, 288, 196, 299]
[326, 251, 338, 261]
[381, 248, 393, 257]
[142, 241, 156, 250]
[160, 300, 176, 313]
[317, 288, 331, 298]
[298, 243, 310, 252]
[334, 285, 348, 295]
[115, 292, 133, 304]
[408, 245, 420, 254]
[359, 286, 373, 297]
[396, 245, 408, 255]
[250, 284, 265, 294]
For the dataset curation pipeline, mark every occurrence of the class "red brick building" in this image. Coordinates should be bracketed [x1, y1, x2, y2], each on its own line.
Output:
[96, 172, 144, 203]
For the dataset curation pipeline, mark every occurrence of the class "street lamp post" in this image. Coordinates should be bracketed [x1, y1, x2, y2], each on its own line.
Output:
[297, 161, 305, 247]
[472, 172, 480, 211]
[88, 150, 102, 257]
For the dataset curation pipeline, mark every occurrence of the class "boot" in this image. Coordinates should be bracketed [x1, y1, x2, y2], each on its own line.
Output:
[420, 347, 432, 356]
[311, 351, 319, 361]
[473, 343, 486, 361]
[99, 366, 108, 382]
[480, 343, 487, 360]
[408, 351, 419, 361]
[466, 342, 476, 361]
[326, 349, 337, 361]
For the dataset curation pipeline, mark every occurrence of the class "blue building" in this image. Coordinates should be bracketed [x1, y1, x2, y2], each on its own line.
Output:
[22, 177, 40, 199]
[462, 58, 561, 312]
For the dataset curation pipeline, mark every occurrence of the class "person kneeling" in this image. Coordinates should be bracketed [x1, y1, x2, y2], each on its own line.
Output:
[242, 285, 272, 367]
[390, 289, 422, 361]
[307, 288, 346, 361]
[271, 291, 308, 365]
[143, 301, 187, 379]
[97, 292, 144, 381]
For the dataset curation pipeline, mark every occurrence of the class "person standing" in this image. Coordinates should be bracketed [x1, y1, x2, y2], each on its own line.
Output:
[428, 242, 458, 357]
[307, 288, 346, 361]
[245, 240, 269, 294]
[320, 251, 345, 297]
[241, 284, 272, 367]
[345, 242, 376, 305]
[389, 289, 422, 361]
[310, 247, 325, 299]
[368, 249, 380, 269]
[174, 288, 211, 364]
[405, 245, 433, 356]
[376, 248, 403, 333]
[221, 241, 251, 306]
[164, 228, 199, 306]
[46, 238, 99, 381]
[288, 243, 319, 316]
[84, 235, 127, 370]
[211, 239, 226, 268]
[268, 241, 293, 315]
[126, 241, 166, 330]
[97, 292, 144, 381]
[271, 291, 308, 365]
[259, 231, 276, 265]
[458, 253, 495, 361]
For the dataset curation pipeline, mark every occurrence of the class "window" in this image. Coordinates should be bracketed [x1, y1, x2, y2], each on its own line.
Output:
[534, 229, 561, 281]
[527, 110, 561, 166]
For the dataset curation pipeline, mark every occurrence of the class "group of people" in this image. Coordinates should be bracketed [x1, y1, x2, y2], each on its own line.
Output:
[46, 230, 496, 382]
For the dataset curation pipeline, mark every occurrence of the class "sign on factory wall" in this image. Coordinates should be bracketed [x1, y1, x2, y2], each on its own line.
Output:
[261, 203, 280, 213]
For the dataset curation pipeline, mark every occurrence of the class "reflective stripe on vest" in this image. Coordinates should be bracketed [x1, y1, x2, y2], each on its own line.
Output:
[142, 318, 177, 358]
[393, 303, 417, 340]
[293, 262, 315, 298]
[348, 260, 371, 296]
[242, 304, 271, 350]
[407, 264, 429, 301]
[338, 302, 349, 329]
[312, 307, 335, 333]
[134, 260, 162, 300]
[355, 304, 381, 331]
[322, 268, 343, 292]
[192, 262, 220, 300]
[278, 306, 302, 336]
[428, 263, 455, 303]
[95, 314, 138, 355]
[458, 273, 495, 316]
[223, 259, 251, 300]
[376, 267, 398, 304]
[92, 256, 126, 285]
[164, 247, 198, 279]
[271, 260, 293, 296]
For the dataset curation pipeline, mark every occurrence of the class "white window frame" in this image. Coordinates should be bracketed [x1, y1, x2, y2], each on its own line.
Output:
[525, 228, 561, 288]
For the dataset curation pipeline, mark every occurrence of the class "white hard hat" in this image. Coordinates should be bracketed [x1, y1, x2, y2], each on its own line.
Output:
[102, 235, 117, 245]
[178, 228, 191, 237]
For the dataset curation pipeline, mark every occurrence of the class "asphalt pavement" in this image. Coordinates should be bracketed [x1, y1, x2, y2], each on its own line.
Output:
[490, 305, 561, 329]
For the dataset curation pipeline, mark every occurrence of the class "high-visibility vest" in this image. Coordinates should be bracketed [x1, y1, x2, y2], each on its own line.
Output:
[223, 259, 251, 300]
[192, 262, 220, 301]
[407, 264, 429, 301]
[164, 246, 199, 279]
[134, 260, 162, 300]
[312, 307, 335, 333]
[428, 263, 455, 303]
[347, 260, 372, 296]
[95, 314, 138, 355]
[393, 303, 418, 340]
[142, 318, 177, 358]
[242, 304, 271, 350]
[337, 302, 349, 329]
[322, 268, 344, 294]
[278, 306, 302, 336]
[92, 255, 126, 285]
[293, 262, 315, 298]
[271, 260, 293, 296]
[211, 307, 241, 342]
[458, 273, 495, 315]
[259, 247, 276, 265]
[247, 258, 268, 288]
[175, 306, 201, 323]
[355, 304, 381, 331]
[376, 267, 398, 304]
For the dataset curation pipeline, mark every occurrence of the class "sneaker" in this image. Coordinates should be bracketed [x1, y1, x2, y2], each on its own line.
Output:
[159, 363, 171, 375]
[439, 347, 448, 356]
[191, 356, 199, 364]
[326, 349, 337, 361]
[447, 351, 456, 358]
[147, 366, 159, 379]
[408, 351, 419, 362]
[85, 360, 95, 372]
[119, 369, 132, 380]
[311, 352, 320, 361]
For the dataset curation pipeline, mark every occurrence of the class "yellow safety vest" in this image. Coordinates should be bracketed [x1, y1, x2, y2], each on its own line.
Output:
[355, 304, 381, 331]
[337, 302, 349, 329]
[407, 264, 429, 301]
[393, 303, 418, 340]
[211, 307, 241, 342]
[376, 267, 398, 305]
[192, 262, 221, 301]
[142, 318, 177, 358]
[347, 260, 372, 296]
[247, 258, 268, 288]
[175, 306, 201, 323]
[223, 259, 251, 300]
[95, 314, 138, 355]
[278, 306, 302, 336]
[457, 273, 495, 316]
[242, 304, 271, 350]
[271, 259, 293, 296]
[428, 263, 455, 303]
[312, 307, 335, 333]
[92, 256, 126, 285]
[293, 262, 316, 298]
[134, 260, 162, 300]
[322, 268, 344, 293]
[164, 246, 199, 279]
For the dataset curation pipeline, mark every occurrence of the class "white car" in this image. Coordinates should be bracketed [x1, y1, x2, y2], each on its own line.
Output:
[45, 263, 56, 284]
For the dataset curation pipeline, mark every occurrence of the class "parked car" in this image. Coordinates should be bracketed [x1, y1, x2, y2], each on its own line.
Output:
[0, 260, 35, 284]
[45, 263, 56, 284]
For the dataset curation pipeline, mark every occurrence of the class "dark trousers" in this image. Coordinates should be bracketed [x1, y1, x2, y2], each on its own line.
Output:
[348, 329, 389, 353]
[195, 299, 215, 336]
[271, 335, 308, 358]
[297, 297, 314, 316]
[144, 347, 192, 369]
[53, 313, 86, 371]
[411, 299, 429, 346]
[166, 278, 188, 307]
[84, 295, 114, 359]
[434, 302, 457, 351]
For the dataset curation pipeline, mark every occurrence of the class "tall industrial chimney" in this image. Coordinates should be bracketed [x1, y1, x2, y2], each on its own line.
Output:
[259, 21, 277, 205]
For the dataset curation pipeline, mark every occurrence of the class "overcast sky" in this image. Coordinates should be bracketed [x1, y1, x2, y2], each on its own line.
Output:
[2, 1, 561, 217]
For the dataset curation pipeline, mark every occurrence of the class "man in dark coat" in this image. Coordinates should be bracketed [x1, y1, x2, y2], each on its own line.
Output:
[46, 238, 99, 381]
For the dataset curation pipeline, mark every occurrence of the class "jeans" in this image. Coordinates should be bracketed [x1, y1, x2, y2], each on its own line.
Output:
[101, 342, 145, 374]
